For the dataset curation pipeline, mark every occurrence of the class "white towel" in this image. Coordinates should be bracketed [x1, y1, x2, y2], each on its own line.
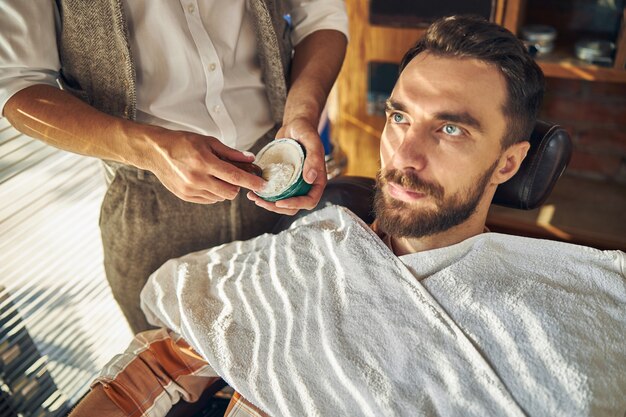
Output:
[141, 206, 626, 417]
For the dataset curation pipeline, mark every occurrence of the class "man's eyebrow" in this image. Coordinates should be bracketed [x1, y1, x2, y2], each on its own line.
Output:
[385, 100, 485, 133]
[434, 111, 484, 133]
[384, 99, 407, 113]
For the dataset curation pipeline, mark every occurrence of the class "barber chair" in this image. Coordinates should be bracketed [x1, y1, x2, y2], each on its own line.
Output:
[167, 120, 571, 416]
[273, 120, 573, 231]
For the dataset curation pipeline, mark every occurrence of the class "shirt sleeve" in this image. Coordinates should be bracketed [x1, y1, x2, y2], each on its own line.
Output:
[287, 0, 349, 46]
[0, 1, 61, 115]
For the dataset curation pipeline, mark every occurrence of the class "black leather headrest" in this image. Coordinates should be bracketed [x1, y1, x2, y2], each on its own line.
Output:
[492, 120, 572, 209]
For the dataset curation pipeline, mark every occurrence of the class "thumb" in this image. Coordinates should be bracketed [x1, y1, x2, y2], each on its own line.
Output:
[300, 141, 325, 184]
[211, 139, 256, 163]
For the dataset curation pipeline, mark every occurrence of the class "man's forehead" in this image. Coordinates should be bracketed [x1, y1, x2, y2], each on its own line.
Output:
[391, 53, 508, 131]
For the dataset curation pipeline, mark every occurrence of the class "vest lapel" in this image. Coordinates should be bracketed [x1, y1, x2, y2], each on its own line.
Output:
[55, 0, 136, 119]
[248, 0, 291, 124]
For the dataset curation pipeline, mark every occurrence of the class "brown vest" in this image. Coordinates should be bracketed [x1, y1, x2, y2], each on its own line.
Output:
[54, 0, 291, 124]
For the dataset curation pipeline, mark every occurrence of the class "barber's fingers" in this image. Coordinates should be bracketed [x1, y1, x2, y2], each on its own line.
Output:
[278, 120, 326, 186]
[189, 188, 227, 204]
[170, 136, 265, 192]
[199, 174, 242, 200]
[208, 157, 266, 192]
[300, 139, 327, 186]
[160, 168, 237, 201]
[179, 190, 224, 205]
[246, 192, 300, 216]
[174, 158, 264, 200]
[209, 137, 257, 163]
[183, 196, 223, 204]
[162, 183, 225, 204]
[274, 180, 325, 211]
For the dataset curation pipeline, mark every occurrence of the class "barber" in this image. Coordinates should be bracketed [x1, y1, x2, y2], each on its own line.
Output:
[0, 1, 348, 333]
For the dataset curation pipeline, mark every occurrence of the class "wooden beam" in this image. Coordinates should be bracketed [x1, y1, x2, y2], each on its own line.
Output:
[614, 7, 626, 70]
[502, 0, 526, 34]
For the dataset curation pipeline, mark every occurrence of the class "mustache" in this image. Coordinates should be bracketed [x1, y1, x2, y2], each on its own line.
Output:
[377, 169, 444, 200]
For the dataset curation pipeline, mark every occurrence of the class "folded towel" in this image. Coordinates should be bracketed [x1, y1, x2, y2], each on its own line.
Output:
[141, 206, 626, 417]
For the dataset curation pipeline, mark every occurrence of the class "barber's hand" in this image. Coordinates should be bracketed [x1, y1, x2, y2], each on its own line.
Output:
[146, 130, 266, 204]
[246, 117, 327, 215]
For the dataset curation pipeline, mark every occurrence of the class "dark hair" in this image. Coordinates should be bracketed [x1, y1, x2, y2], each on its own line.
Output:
[399, 15, 545, 148]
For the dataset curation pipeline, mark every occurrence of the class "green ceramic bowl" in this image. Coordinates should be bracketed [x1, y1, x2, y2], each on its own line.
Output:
[254, 138, 312, 202]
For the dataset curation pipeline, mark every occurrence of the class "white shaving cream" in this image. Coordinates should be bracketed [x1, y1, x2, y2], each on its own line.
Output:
[255, 139, 304, 198]
[262, 163, 296, 195]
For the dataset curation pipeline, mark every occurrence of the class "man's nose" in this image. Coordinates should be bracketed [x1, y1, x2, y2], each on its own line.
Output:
[390, 125, 429, 172]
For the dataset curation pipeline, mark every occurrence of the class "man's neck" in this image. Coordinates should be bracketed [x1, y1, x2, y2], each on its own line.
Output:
[389, 216, 487, 256]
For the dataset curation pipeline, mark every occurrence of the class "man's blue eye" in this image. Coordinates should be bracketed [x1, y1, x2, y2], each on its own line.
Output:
[392, 113, 404, 123]
[443, 124, 462, 136]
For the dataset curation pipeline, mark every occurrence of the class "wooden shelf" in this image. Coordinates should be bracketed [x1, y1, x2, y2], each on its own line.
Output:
[538, 61, 626, 83]
[519, 2, 626, 83]
[534, 47, 626, 83]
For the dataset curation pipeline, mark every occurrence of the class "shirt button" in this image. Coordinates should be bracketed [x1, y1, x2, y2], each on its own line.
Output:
[213, 104, 221, 113]
[208, 63, 217, 72]
[187, 4, 195, 13]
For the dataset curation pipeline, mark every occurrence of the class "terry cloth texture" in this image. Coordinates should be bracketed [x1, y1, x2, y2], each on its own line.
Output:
[141, 206, 626, 417]
[101, 131, 281, 333]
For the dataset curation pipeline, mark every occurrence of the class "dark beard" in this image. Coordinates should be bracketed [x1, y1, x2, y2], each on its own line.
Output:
[373, 161, 497, 238]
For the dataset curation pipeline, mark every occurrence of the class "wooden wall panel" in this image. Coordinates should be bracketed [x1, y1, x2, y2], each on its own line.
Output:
[614, 8, 626, 70]
[334, 1, 425, 177]
[501, 0, 526, 35]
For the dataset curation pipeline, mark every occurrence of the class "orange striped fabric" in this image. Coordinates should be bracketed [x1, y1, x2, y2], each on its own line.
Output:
[91, 328, 269, 417]
[225, 392, 269, 417]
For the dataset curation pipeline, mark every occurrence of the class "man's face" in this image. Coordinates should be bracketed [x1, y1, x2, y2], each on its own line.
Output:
[375, 52, 509, 238]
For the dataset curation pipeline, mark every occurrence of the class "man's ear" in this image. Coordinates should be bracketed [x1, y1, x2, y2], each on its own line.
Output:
[493, 141, 530, 185]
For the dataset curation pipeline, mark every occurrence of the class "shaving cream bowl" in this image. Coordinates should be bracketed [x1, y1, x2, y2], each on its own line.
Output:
[254, 138, 312, 202]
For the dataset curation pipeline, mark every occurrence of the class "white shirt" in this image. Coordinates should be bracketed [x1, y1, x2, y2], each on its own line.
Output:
[0, 0, 348, 151]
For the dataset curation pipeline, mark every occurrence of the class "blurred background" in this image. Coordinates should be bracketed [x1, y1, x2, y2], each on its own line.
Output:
[1, 0, 625, 415]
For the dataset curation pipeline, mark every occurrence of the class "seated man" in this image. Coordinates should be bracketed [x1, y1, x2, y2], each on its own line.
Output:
[71, 15, 626, 417]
